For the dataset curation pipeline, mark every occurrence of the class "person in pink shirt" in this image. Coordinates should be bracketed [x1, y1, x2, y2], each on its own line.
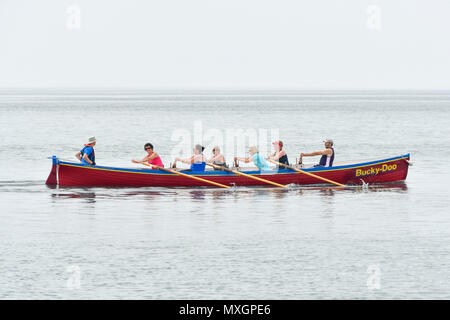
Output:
[132, 143, 164, 168]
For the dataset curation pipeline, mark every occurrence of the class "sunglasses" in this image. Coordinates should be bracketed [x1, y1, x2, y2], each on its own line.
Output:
[145, 147, 152, 150]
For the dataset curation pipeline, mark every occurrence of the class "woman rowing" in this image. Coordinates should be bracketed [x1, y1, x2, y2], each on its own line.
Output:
[172, 144, 207, 171]
[131, 142, 164, 168]
[207, 146, 228, 169]
[234, 146, 270, 171]
[268, 140, 289, 166]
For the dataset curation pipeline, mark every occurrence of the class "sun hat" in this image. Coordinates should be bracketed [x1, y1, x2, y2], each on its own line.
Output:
[87, 136, 96, 144]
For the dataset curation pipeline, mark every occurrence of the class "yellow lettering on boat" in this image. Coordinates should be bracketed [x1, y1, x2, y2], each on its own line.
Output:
[355, 163, 397, 177]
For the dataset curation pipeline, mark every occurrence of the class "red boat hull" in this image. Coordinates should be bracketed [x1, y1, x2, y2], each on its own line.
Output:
[46, 154, 410, 187]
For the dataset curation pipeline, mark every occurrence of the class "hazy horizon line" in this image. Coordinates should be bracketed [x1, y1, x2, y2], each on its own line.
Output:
[1, 87, 450, 94]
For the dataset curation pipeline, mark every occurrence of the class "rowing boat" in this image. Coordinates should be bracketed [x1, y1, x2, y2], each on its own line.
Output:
[45, 154, 410, 187]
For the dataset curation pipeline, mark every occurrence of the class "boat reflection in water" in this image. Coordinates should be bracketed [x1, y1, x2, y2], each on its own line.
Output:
[49, 182, 408, 206]
[298, 182, 408, 197]
[51, 191, 97, 204]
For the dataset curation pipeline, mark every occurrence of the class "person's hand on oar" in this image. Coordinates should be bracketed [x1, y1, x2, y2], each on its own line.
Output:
[233, 157, 240, 168]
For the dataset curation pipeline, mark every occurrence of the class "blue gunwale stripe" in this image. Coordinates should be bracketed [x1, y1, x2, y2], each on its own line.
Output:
[55, 154, 410, 177]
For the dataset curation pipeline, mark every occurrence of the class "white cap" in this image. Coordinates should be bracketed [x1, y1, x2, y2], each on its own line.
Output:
[323, 138, 333, 145]
[87, 136, 96, 144]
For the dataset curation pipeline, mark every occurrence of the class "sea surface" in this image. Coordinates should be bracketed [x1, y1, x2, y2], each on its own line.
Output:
[0, 90, 449, 299]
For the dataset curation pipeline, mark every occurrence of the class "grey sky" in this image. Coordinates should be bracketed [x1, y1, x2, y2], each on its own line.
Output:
[1, 0, 449, 89]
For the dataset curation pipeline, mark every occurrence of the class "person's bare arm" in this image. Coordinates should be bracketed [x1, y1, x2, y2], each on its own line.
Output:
[132, 153, 156, 164]
[301, 149, 332, 157]
[83, 153, 94, 165]
[208, 154, 224, 163]
[208, 154, 219, 163]
[147, 152, 159, 160]
[75, 151, 82, 161]
[234, 156, 251, 163]
[175, 155, 195, 164]
[269, 150, 286, 160]
[132, 155, 150, 164]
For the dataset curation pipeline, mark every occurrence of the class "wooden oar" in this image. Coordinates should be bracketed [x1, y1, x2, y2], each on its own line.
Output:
[142, 163, 230, 189]
[268, 159, 345, 187]
[207, 163, 287, 188]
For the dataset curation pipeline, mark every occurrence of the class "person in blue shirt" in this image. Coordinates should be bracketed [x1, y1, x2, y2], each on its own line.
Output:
[172, 144, 206, 171]
[234, 146, 270, 171]
[75, 136, 96, 165]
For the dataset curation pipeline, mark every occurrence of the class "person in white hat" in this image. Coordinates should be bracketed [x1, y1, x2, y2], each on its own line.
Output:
[75, 136, 96, 165]
[299, 139, 335, 167]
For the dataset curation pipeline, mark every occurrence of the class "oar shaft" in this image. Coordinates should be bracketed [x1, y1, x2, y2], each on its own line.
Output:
[207, 163, 287, 188]
[143, 163, 230, 188]
[268, 159, 344, 187]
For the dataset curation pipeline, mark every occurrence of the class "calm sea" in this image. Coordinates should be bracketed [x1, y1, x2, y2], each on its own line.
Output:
[0, 90, 449, 299]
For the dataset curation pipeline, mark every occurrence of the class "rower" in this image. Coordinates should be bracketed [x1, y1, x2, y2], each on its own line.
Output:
[268, 140, 289, 167]
[75, 136, 96, 166]
[207, 146, 228, 170]
[235, 146, 270, 171]
[172, 144, 207, 171]
[300, 139, 335, 167]
[131, 142, 164, 168]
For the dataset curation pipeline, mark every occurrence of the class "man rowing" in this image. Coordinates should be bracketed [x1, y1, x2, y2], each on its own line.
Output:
[300, 139, 335, 167]
[75, 136, 96, 166]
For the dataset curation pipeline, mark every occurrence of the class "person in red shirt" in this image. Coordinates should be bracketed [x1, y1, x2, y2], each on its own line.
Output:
[132, 143, 164, 168]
